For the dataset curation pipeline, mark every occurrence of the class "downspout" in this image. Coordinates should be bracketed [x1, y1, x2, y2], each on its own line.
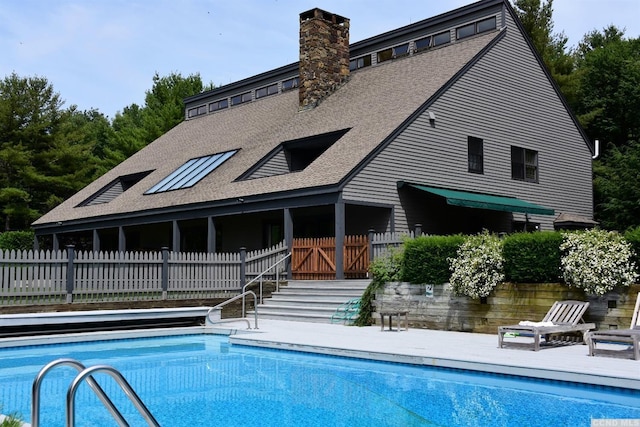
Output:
[592, 139, 600, 160]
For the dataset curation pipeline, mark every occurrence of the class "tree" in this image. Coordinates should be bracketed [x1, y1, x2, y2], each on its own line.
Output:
[0, 74, 101, 230]
[0, 73, 65, 229]
[573, 27, 640, 151]
[99, 72, 210, 171]
[512, 0, 576, 103]
[142, 72, 210, 142]
[593, 143, 640, 231]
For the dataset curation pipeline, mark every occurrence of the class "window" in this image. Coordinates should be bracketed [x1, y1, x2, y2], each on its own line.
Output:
[414, 36, 431, 52]
[511, 146, 538, 182]
[187, 105, 207, 118]
[456, 23, 476, 40]
[393, 43, 410, 57]
[468, 137, 483, 174]
[145, 150, 238, 194]
[349, 55, 372, 71]
[282, 77, 299, 91]
[433, 31, 451, 46]
[377, 48, 393, 63]
[231, 92, 251, 106]
[256, 83, 278, 99]
[457, 17, 497, 40]
[377, 43, 410, 63]
[476, 16, 497, 33]
[209, 99, 228, 112]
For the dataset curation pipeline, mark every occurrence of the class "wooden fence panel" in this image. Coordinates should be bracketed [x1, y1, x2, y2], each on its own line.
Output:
[292, 237, 336, 280]
[344, 235, 369, 279]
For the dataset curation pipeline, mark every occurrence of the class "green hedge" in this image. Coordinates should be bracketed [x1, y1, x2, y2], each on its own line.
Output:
[402, 235, 465, 284]
[503, 231, 563, 283]
[624, 226, 640, 272]
[0, 230, 35, 251]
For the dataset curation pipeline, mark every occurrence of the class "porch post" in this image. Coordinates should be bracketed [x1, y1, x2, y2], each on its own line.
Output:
[284, 208, 293, 278]
[368, 228, 375, 262]
[118, 226, 126, 252]
[207, 216, 216, 253]
[52, 233, 60, 251]
[93, 229, 100, 252]
[335, 201, 345, 280]
[172, 220, 180, 252]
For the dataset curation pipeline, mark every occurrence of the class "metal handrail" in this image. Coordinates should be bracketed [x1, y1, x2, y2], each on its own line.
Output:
[32, 358, 128, 427]
[68, 365, 160, 427]
[243, 252, 291, 313]
[208, 290, 258, 329]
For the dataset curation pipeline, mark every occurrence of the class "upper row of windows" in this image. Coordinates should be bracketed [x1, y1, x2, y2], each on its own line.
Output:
[187, 15, 497, 119]
[350, 16, 496, 70]
[187, 77, 299, 119]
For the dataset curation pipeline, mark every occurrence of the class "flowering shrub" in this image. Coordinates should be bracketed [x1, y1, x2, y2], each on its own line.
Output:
[449, 231, 504, 299]
[560, 228, 638, 295]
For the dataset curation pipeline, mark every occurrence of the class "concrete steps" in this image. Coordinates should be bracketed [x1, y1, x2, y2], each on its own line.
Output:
[251, 279, 370, 323]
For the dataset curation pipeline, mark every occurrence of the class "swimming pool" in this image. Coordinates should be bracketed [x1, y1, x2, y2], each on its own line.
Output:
[0, 333, 638, 426]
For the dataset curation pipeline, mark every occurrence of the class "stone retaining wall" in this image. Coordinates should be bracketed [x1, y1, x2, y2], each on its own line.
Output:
[374, 282, 640, 334]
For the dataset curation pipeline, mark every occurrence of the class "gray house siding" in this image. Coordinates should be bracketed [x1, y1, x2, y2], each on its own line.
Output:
[247, 149, 289, 179]
[342, 13, 592, 233]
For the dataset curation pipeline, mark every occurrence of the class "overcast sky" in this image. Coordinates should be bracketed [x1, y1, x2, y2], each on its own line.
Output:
[1, 0, 638, 119]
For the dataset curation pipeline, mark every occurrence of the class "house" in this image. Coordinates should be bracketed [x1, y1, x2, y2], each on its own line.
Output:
[32, 0, 595, 279]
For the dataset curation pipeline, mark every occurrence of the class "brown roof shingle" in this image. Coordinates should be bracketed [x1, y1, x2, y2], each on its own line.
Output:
[35, 31, 499, 226]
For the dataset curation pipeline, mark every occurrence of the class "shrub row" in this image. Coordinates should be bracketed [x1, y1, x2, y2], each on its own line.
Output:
[0, 230, 35, 251]
[375, 228, 640, 290]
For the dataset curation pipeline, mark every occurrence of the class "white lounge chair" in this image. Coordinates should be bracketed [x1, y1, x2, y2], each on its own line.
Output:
[498, 300, 595, 351]
[586, 292, 640, 360]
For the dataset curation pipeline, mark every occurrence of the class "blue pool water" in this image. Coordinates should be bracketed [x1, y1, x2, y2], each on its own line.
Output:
[0, 334, 638, 427]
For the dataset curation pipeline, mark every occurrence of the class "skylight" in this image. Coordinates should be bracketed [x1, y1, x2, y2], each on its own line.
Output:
[145, 150, 237, 194]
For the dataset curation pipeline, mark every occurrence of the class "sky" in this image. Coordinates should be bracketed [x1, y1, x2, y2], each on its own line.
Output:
[1, 0, 639, 119]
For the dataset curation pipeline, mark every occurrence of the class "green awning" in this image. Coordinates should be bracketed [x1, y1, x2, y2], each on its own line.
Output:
[400, 182, 555, 216]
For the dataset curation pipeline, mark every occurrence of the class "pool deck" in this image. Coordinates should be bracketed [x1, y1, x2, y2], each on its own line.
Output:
[221, 319, 640, 390]
[0, 318, 638, 391]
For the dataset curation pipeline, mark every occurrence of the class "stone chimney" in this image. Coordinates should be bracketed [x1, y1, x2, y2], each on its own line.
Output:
[299, 8, 350, 110]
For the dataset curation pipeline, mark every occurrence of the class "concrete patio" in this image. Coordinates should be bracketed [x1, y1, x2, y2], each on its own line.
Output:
[219, 319, 640, 390]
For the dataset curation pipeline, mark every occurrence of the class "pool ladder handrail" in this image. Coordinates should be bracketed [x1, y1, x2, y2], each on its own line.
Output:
[32, 358, 160, 427]
[208, 290, 258, 329]
[242, 252, 291, 315]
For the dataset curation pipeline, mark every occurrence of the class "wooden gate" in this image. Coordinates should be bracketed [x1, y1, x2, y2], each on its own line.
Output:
[291, 235, 369, 280]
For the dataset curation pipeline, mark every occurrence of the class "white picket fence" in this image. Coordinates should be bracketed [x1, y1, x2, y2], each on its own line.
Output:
[370, 230, 418, 259]
[0, 241, 289, 306]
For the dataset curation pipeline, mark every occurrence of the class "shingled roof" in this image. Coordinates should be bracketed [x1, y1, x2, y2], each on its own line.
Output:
[35, 30, 501, 226]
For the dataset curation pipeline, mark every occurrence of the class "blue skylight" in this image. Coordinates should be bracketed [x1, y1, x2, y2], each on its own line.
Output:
[145, 150, 237, 194]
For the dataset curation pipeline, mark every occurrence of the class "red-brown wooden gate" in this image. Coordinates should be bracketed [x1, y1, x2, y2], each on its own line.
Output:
[291, 235, 369, 280]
